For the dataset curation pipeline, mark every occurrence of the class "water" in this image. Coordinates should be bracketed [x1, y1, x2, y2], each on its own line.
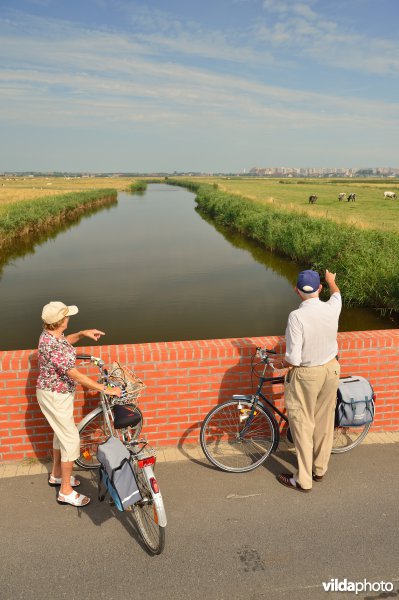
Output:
[0, 184, 395, 351]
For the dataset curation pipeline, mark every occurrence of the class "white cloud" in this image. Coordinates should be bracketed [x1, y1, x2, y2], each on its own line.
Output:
[0, 3, 398, 170]
[259, 0, 399, 77]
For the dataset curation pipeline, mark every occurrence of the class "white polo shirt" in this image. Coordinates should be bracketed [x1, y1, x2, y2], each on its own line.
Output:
[285, 293, 342, 367]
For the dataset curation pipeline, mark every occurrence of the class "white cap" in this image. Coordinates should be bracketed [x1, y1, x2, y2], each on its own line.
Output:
[41, 301, 79, 324]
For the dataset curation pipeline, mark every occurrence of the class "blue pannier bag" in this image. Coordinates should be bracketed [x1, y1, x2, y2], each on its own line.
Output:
[97, 436, 141, 511]
[335, 376, 375, 427]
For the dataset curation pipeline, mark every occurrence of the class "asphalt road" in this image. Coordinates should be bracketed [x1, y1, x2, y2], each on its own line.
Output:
[1, 444, 398, 600]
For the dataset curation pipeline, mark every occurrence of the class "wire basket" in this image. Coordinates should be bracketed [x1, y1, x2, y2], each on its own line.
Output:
[108, 361, 146, 405]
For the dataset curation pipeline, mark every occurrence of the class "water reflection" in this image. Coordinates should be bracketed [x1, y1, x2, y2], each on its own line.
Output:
[0, 200, 118, 274]
[195, 206, 399, 332]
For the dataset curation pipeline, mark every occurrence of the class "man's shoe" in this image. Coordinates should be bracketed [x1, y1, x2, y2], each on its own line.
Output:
[277, 473, 311, 493]
[312, 473, 323, 482]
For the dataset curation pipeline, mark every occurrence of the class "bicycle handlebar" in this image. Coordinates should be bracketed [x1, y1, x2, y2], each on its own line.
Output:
[76, 354, 104, 367]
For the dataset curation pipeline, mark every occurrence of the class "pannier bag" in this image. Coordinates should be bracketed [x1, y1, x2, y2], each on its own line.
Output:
[97, 436, 142, 511]
[335, 376, 375, 427]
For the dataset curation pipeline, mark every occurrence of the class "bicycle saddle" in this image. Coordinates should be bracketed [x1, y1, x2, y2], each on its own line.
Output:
[112, 404, 142, 429]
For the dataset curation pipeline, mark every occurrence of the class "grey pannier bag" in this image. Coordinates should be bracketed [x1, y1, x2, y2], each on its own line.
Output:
[335, 376, 375, 427]
[97, 436, 142, 511]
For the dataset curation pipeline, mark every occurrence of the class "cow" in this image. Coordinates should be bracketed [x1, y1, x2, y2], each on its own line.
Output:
[384, 191, 397, 199]
[338, 192, 346, 201]
[308, 195, 317, 204]
[347, 193, 356, 202]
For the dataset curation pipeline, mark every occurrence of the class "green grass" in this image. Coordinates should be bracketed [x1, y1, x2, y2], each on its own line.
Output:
[129, 181, 148, 193]
[185, 177, 399, 233]
[0, 189, 117, 247]
[166, 179, 399, 313]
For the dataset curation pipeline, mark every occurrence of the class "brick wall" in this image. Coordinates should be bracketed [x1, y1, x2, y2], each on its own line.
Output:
[1, 330, 398, 462]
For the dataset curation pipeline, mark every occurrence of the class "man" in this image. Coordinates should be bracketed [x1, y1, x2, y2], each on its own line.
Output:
[277, 269, 341, 492]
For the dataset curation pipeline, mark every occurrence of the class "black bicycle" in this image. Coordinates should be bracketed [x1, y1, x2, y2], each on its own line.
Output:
[200, 348, 374, 473]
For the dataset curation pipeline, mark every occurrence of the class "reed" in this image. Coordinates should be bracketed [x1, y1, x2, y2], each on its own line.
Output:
[0, 189, 117, 250]
[129, 181, 147, 193]
[166, 179, 399, 312]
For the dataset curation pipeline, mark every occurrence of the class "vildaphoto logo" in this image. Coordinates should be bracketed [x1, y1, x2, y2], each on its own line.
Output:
[322, 579, 394, 595]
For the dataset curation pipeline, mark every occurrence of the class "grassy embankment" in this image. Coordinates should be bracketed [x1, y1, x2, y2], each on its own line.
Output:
[0, 189, 117, 252]
[166, 178, 399, 313]
[129, 181, 148, 192]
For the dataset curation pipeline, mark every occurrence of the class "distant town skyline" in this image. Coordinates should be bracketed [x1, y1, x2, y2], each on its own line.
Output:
[3, 165, 399, 178]
[1, 0, 399, 172]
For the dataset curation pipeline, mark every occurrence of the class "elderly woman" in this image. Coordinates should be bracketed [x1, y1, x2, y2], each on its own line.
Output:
[36, 301, 122, 507]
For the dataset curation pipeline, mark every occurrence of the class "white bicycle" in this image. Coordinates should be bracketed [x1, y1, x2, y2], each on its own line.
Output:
[75, 355, 167, 555]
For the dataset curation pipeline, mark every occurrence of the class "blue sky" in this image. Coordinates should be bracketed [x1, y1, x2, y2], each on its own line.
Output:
[1, 0, 398, 172]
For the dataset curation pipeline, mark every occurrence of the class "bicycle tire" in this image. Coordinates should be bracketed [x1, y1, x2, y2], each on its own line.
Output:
[331, 422, 372, 454]
[133, 466, 166, 555]
[200, 400, 279, 473]
[76, 407, 143, 469]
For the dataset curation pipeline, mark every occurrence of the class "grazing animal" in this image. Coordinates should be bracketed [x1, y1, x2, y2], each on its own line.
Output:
[347, 193, 356, 202]
[308, 195, 317, 204]
[384, 191, 397, 199]
[338, 193, 346, 201]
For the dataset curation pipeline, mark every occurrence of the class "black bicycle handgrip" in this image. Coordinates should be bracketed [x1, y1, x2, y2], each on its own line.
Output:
[76, 354, 92, 360]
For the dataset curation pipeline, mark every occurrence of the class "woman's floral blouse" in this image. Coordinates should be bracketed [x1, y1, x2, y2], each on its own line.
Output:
[37, 331, 76, 393]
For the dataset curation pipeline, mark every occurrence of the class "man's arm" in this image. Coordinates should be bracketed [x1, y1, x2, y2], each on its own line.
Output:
[285, 313, 303, 367]
[325, 269, 340, 295]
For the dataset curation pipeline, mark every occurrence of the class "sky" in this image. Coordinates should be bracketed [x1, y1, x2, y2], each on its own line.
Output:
[1, 0, 398, 172]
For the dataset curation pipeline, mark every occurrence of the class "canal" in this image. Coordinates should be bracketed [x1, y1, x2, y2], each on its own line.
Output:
[0, 184, 395, 351]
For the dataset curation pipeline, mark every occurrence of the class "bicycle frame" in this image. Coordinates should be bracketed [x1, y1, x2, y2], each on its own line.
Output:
[77, 394, 114, 436]
[77, 354, 116, 435]
[233, 358, 286, 438]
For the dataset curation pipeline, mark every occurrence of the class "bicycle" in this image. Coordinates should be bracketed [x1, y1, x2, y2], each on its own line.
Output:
[74, 354, 167, 554]
[200, 348, 374, 473]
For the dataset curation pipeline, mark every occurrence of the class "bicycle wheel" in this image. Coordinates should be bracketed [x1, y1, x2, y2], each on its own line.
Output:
[133, 467, 166, 555]
[200, 400, 279, 473]
[331, 422, 372, 454]
[76, 407, 143, 469]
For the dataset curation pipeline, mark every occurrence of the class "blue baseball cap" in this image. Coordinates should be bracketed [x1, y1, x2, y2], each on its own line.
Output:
[296, 270, 320, 293]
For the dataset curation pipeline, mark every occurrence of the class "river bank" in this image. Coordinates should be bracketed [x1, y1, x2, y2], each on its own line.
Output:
[0, 189, 117, 252]
[166, 179, 399, 313]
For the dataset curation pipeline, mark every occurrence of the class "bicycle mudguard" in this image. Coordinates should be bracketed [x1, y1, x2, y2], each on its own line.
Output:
[142, 465, 167, 527]
[232, 395, 253, 401]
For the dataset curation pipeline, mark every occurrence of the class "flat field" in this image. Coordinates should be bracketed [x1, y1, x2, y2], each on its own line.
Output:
[191, 177, 399, 233]
[0, 176, 136, 205]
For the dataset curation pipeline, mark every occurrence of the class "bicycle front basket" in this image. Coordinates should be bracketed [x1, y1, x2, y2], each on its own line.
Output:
[108, 361, 146, 405]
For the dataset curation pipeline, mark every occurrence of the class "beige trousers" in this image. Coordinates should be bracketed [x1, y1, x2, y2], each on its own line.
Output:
[284, 358, 340, 489]
[36, 389, 80, 462]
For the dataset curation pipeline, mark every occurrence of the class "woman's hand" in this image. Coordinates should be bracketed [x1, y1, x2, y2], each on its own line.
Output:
[107, 386, 122, 398]
[83, 329, 105, 341]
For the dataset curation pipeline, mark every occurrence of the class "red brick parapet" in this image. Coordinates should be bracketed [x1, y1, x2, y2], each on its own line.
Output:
[1, 330, 398, 462]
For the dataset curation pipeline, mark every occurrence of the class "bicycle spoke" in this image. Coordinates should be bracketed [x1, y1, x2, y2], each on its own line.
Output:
[200, 401, 277, 472]
[331, 423, 371, 453]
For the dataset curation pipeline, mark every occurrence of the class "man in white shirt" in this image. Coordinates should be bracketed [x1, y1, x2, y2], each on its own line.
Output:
[277, 269, 341, 492]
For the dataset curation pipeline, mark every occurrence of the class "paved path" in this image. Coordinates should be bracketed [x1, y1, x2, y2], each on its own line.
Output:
[1, 431, 399, 479]
[1, 441, 398, 600]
